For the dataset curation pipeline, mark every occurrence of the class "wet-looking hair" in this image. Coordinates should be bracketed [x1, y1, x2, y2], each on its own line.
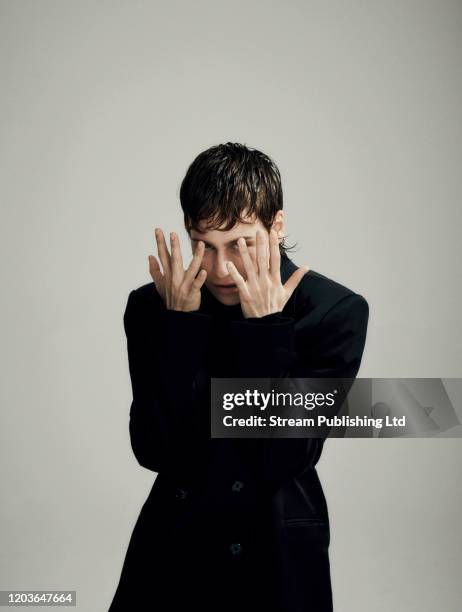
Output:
[179, 142, 297, 256]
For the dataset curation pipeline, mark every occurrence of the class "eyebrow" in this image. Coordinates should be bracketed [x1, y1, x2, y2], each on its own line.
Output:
[191, 235, 255, 246]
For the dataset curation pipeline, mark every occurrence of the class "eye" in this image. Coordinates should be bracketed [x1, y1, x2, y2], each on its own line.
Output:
[231, 240, 254, 250]
[203, 244, 214, 251]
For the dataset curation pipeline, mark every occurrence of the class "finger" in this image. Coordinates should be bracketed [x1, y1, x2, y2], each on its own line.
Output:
[184, 240, 205, 284]
[237, 237, 257, 283]
[170, 232, 184, 285]
[269, 229, 281, 282]
[155, 228, 172, 280]
[256, 229, 268, 276]
[226, 261, 251, 299]
[283, 266, 310, 300]
[190, 268, 207, 292]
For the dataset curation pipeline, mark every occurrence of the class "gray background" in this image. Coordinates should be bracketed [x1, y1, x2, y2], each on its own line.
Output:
[1, 1, 461, 610]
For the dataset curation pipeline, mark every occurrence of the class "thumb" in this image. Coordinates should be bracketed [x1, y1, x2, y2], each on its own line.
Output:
[149, 255, 164, 288]
[283, 265, 310, 299]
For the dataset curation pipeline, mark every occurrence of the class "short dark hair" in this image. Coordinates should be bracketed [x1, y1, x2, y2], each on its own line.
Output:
[179, 142, 297, 257]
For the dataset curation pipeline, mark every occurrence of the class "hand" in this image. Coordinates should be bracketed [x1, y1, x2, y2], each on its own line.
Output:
[148, 228, 207, 312]
[225, 229, 309, 319]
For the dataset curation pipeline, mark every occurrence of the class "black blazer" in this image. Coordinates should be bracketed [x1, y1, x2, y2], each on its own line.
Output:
[109, 254, 369, 612]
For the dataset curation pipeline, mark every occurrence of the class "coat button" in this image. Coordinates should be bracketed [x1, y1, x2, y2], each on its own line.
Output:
[175, 487, 188, 500]
[229, 542, 242, 557]
[231, 480, 244, 492]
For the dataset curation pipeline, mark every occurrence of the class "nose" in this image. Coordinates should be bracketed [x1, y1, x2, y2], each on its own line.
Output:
[215, 251, 231, 279]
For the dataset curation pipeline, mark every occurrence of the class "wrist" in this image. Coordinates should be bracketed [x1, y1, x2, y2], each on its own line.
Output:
[244, 310, 282, 319]
[167, 306, 200, 313]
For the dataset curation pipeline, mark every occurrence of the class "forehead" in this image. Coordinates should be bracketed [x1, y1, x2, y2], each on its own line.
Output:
[190, 216, 264, 241]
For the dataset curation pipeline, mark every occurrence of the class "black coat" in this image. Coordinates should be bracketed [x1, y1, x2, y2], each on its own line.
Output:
[108, 254, 369, 612]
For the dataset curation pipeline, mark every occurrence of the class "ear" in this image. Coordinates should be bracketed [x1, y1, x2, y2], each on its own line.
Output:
[271, 209, 285, 243]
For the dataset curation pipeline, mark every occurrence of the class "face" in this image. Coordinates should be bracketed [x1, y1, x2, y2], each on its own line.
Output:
[189, 211, 284, 305]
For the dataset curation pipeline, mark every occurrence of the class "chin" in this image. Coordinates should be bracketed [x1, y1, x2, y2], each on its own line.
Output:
[211, 290, 241, 306]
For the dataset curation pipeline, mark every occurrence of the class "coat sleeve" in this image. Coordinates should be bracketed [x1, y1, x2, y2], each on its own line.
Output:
[124, 288, 213, 473]
[228, 293, 369, 493]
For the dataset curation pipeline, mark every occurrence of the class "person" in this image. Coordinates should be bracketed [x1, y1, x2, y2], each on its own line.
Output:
[108, 142, 369, 611]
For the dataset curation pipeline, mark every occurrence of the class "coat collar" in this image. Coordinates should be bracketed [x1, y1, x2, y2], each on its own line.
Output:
[280, 252, 298, 285]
